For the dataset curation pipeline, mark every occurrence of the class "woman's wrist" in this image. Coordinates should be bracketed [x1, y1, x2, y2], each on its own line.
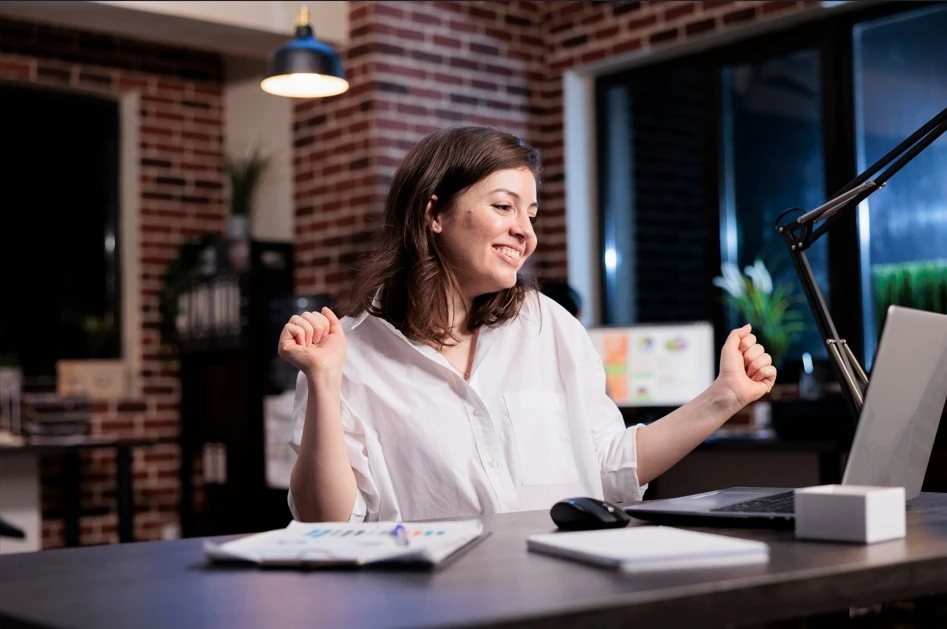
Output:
[707, 379, 745, 418]
[306, 369, 343, 391]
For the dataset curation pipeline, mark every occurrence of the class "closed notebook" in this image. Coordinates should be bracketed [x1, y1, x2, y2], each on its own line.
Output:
[527, 525, 769, 573]
[204, 519, 485, 569]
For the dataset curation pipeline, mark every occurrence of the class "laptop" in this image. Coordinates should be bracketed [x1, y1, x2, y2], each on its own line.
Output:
[624, 305, 947, 529]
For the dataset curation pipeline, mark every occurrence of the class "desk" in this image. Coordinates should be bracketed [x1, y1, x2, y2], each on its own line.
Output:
[2, 493, 947, 628]
[0, 436, 165, 550]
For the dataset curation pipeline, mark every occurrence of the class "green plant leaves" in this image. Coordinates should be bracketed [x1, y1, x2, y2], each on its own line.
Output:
[225, 149, 271, 219]
[716, 260, 806, 368]
[872, 260, 947, 323]
[158, 232, 217, 356]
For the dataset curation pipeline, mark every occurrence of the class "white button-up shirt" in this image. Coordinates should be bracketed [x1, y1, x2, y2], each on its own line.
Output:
[289, 292, 646, 522]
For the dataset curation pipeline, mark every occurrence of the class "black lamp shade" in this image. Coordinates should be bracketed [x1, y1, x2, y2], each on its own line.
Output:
[261, 23, 349, 98]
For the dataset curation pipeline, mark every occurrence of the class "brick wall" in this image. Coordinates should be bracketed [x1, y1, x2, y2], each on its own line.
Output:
[0, 18, 225, 547]
[0, 0, 820, 548]
[537, 0, 815, 280]
[294, 0, 817, 300]
[292, 1, 546, 301]
[618, 62, 707, 323]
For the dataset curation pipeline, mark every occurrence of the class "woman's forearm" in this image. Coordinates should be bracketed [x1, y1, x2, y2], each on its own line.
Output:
[289, 372, 358, 522]
[634, 381, 743, 485]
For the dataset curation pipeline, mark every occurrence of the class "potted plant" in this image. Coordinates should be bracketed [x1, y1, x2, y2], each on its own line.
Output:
[713, 259, 806, 369]
[158, 232, 217, 357]
[224, 148, 270, 240]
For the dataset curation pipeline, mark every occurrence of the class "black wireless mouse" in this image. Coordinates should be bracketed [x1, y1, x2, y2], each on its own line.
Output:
[550, 497, 632, 531]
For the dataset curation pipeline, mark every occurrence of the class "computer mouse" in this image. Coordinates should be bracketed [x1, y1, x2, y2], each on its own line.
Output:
[550, 497, 632, 530]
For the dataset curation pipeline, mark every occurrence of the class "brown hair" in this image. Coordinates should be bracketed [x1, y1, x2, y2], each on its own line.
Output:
[349, 127, 542, 346]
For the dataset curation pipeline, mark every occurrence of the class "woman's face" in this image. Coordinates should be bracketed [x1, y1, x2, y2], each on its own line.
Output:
[432, 167, 538, 301]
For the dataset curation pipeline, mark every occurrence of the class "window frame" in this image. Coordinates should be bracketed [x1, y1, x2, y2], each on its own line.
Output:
[594, 0, 937, 377]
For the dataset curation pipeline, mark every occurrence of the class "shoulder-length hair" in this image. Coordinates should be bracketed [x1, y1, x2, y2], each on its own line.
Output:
[349, 126, 542, 346]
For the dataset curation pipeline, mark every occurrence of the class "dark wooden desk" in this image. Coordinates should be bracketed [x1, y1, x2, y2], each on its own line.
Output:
[0, 436, 166, 545]
[2, 493, 947, 629]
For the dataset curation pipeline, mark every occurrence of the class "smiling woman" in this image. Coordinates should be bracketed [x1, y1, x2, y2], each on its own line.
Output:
[427, 169, 538, 306]
[276, 126, 778, 525]
[348, 127, 543, 346]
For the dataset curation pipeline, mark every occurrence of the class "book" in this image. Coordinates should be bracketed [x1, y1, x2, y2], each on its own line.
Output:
[203, 519, 485, 569]
[527, 525, 769, 573]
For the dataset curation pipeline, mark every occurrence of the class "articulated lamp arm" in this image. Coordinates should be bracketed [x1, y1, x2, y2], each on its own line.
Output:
[775, 106, 947, 423]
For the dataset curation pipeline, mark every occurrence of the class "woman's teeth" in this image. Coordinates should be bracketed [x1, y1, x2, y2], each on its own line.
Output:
[497, 246, 521, 260]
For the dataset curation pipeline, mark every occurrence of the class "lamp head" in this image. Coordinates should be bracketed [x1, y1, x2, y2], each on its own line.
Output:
[260, 5, 349, 99]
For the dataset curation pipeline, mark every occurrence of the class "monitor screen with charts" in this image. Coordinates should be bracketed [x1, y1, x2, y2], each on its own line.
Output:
[585, 322, 716, 408]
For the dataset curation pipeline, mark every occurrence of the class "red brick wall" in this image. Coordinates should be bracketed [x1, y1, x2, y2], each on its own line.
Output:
[293, 0, 817, 298]
[537, 0, 815, 278]
[0, 0, 820, 548]
[0, 18, 225, 547]
[293, 1, 546, 300]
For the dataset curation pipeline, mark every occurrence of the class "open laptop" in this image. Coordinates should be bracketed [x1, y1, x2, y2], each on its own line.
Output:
[624, 305, 947, 529]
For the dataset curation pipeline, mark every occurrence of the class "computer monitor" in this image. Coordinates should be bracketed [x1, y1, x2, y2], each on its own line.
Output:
[585, 322, 716, 408]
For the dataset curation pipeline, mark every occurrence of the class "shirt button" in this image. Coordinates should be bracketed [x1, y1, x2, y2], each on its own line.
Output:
[473, 409, 482, 418]
[488, 459, 500, 469]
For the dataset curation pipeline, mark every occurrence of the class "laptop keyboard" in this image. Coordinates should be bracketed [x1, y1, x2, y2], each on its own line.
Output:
[710, 491, 796, 514]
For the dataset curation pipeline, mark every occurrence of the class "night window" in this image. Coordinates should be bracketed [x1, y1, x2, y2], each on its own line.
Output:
[0, 83, 121, 378]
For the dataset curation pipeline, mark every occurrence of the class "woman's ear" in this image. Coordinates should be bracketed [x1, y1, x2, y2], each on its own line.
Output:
[424, 195, 441, 233]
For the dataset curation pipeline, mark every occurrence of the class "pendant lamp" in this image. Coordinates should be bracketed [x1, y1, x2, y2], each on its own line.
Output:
[260, 5, 349, 98]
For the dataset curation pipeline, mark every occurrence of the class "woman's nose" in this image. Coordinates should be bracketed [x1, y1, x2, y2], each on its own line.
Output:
[510, 212, 533, 239]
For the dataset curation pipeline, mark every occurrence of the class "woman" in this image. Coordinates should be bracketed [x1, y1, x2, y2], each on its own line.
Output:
[279, 127, 776, 523]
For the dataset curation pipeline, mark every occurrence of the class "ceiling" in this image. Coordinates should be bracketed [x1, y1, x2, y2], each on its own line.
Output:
[0, 1, 349, 61]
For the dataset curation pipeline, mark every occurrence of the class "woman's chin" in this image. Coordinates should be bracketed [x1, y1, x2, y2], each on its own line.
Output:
[497, 274, 519, 290]
[474, 277, 517, 296]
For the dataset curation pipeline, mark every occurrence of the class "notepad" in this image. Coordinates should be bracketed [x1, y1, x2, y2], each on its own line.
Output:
[204, 519, 485, 569]
[527, 526, 769, 573]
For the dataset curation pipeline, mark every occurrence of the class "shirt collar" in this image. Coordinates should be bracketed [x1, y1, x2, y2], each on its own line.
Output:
[347, 309, 371, 331]
[345, 289, 381, 332]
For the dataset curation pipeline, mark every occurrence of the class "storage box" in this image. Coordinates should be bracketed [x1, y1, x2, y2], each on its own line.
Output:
[56, 360, 130, 401]
[794, 485, 906, 544]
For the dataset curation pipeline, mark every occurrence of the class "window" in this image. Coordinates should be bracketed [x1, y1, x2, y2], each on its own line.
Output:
[597, 62, 709, 326]
[853, 4, 947, 366]
[720, 49, 828, 359]
[0, 83, 121, 378]
[596, 1, 944, 377]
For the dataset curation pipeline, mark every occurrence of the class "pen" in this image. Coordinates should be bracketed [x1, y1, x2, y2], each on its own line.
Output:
[391, 524, 410, 547]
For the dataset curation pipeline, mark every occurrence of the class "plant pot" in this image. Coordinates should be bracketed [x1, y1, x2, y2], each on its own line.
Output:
[227, 215, 249, 240]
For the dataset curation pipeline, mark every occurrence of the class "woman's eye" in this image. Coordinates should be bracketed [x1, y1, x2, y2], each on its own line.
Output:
[528, 214, 538, 224]
[493, 203, 512, 212]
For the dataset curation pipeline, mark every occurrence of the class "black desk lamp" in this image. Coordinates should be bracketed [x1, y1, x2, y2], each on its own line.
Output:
[776, 106, 947, 424]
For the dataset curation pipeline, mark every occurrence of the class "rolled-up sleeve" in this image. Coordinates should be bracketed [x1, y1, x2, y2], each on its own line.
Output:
[287, 371, 376, 521]
[579, 339, 648, 505]
[595, 423, 647, 505]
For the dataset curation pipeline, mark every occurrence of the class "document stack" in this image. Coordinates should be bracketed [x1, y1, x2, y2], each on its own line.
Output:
[204, 519, 486, 569]
[21, 394, 91, 437]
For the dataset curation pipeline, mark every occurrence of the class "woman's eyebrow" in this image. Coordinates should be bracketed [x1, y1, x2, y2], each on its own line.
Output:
[488, 188, 538, 208]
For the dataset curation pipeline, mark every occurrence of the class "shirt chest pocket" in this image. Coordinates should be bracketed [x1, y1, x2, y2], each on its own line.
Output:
[504, 391, 579, 486]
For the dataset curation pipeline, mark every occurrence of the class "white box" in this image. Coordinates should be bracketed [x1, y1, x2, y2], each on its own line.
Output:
[794, 484, 906, 544]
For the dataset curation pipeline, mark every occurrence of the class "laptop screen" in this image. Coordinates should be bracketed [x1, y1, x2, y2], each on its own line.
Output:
[842, 306, 947, 498]
[586, 322, 715, 408]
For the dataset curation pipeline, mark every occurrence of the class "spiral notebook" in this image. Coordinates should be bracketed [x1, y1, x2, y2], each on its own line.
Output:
[527, 526, 769, 573]
[203, 519, 485, 569]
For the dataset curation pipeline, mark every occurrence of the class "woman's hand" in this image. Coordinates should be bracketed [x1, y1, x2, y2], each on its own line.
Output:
[715, 324, 777, 411]
[277, 307, 347, 378]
